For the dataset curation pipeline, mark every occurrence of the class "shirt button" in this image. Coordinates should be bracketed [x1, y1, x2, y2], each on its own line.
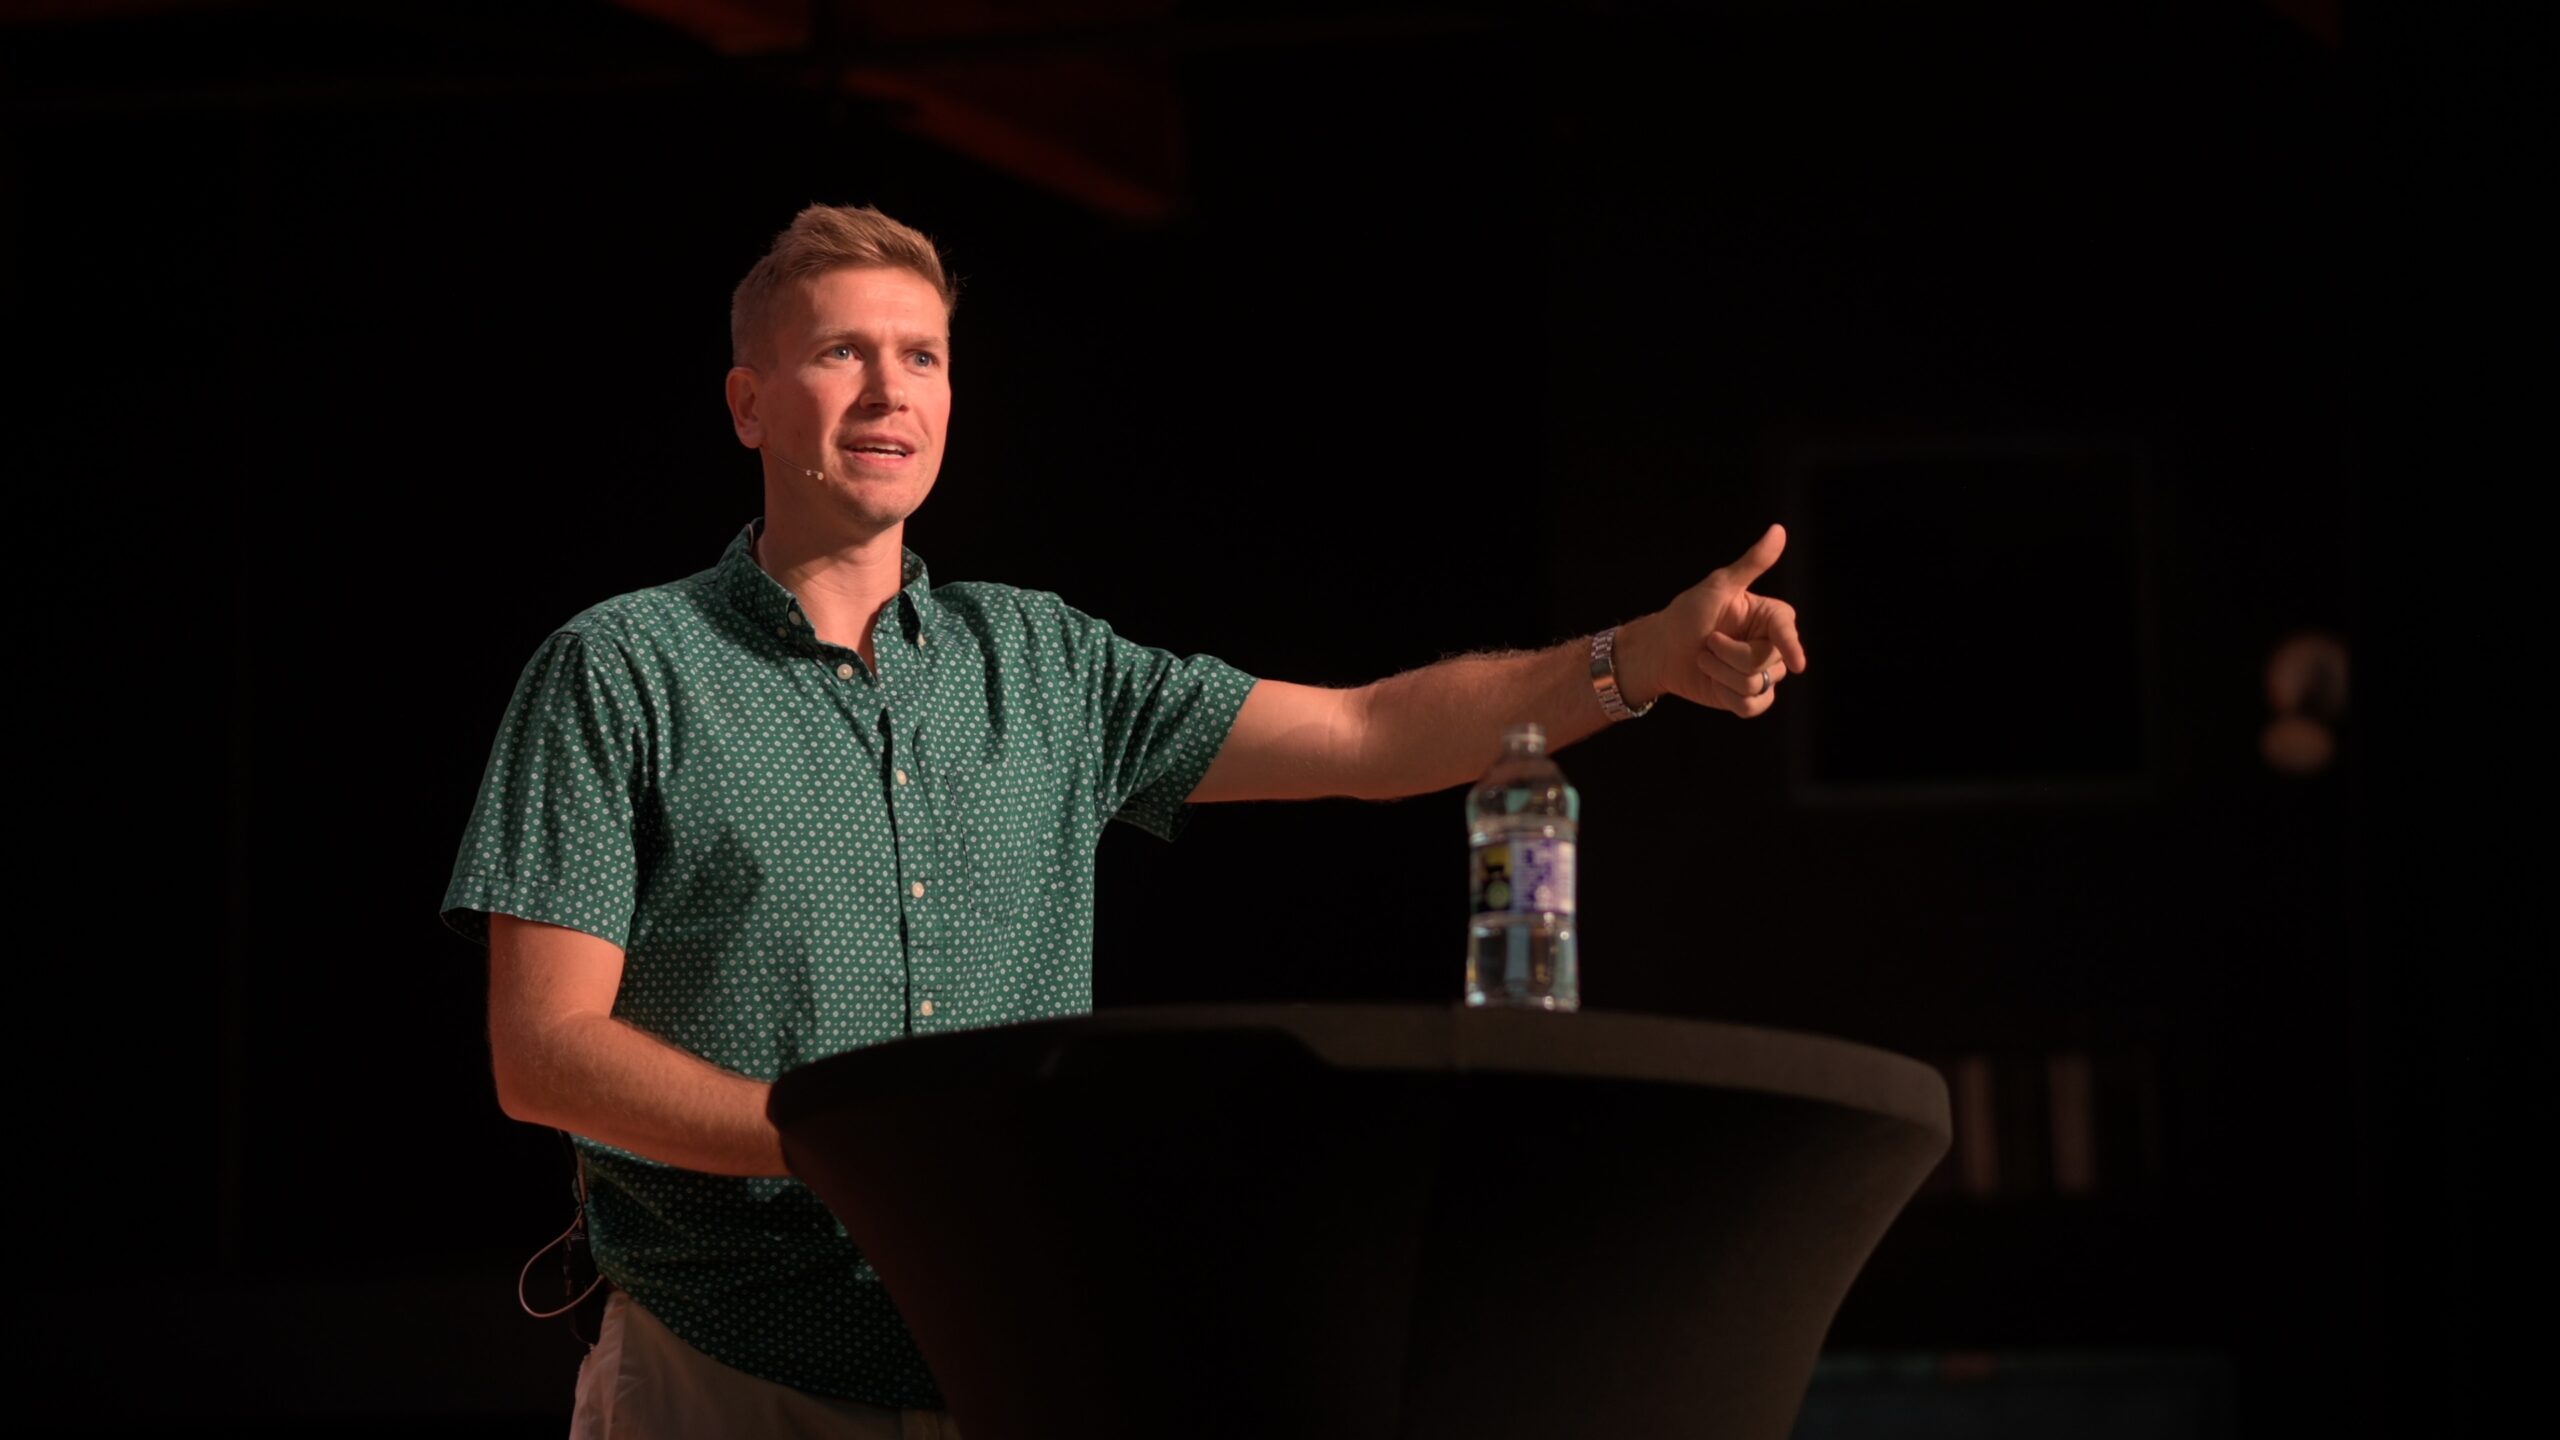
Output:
[788, 608, 804, 627]
[836, 663, 854, 680]
[910, 880, 926, 898]
[917, 633, 929, 647]
[773, 626, 786, 638]
[919, 1000, 935, 1017]
[895, 768, 909, 786]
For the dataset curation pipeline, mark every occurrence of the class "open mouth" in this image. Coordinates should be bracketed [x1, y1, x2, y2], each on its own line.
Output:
[840, 440, 916, 463]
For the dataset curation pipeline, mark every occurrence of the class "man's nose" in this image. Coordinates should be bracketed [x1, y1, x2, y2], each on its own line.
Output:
[858, 363, 904, 410]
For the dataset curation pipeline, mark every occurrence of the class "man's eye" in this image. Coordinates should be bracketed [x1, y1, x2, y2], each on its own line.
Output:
[910, 352, 940, 369]
[829, 345, 856, 360]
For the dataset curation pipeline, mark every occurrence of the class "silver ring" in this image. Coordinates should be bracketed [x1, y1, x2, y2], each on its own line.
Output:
[1760, 668, 1773, 695]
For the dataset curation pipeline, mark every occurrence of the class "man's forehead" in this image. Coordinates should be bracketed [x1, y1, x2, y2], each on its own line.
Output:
[783, 266, 951, 334]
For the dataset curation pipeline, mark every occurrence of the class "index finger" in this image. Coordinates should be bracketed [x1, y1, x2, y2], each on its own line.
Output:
[1760, 601, 1809, 675]
[1751, 599, 1812, 676]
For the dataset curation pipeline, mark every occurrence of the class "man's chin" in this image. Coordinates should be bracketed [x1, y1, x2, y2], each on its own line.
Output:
[827, 482, 933, 534]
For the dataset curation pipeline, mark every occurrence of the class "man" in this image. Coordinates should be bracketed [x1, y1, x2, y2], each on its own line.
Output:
[442, 203, 1806, 1438]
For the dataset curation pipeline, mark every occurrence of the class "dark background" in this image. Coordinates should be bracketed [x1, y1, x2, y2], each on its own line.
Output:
[7, 0, 2526, 1435]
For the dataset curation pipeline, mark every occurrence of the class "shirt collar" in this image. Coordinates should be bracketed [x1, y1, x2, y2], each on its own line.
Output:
[712, 518, 937, 648]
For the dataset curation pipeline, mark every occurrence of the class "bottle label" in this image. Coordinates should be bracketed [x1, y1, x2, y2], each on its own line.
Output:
[1471, 837, 1577, 916]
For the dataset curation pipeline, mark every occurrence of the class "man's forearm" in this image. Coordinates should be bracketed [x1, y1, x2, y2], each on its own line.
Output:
[497, 1012, 790, 1177]
[1353, 614, 1668, 799]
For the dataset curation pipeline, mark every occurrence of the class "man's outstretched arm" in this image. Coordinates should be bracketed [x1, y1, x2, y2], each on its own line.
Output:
[1190, 524, 1810, 804]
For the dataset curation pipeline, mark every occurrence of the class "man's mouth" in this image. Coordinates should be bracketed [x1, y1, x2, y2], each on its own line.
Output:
[839, 437, 916, 463]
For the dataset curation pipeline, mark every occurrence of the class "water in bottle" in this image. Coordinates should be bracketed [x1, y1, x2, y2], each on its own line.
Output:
[1465, 722, 1580, 1011]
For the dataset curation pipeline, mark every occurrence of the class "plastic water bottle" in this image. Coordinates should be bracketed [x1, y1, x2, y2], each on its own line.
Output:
[1465, 723, 1580, 1011]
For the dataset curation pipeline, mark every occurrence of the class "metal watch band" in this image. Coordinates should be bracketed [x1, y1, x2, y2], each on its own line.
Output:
[1589, 625, 1656, 721]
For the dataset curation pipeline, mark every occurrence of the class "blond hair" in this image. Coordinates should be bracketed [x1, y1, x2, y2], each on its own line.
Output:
[729, 204, 956, 367]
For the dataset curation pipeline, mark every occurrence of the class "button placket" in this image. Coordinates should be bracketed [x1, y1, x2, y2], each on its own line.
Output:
[882, 709, 942, 1030]
[881, 622, 945, 1035]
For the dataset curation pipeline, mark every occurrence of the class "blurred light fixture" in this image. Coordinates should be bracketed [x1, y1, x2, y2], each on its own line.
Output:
[2261, 630, 2349, 776]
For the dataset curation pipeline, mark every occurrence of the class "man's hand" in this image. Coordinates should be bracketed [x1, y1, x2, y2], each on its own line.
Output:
[1191, 522, 1812, 805]
[1628, 523, 1809, 718]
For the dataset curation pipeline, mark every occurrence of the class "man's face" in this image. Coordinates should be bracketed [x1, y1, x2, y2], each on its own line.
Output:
[730, 265, 952, 536]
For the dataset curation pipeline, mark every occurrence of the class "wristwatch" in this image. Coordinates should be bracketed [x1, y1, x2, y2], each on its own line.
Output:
[1589, 625, 1656, 721]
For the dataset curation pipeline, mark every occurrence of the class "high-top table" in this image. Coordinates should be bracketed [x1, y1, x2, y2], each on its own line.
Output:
[769, 1004, 1950, 1439]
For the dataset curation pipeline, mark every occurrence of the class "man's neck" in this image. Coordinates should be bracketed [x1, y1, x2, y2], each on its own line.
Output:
[754, 499, 907, 674]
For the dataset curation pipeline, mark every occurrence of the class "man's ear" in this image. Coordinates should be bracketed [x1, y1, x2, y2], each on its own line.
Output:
[724, 366, 764, 448]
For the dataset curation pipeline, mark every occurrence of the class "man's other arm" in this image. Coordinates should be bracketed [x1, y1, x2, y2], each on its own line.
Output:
[487, 913, 790, 1177]
[1190, 524, 1808, 805]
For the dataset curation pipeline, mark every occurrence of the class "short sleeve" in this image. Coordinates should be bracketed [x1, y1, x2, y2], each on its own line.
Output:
[1056, 601, 1258, 842]
[440, 630, 648, 948]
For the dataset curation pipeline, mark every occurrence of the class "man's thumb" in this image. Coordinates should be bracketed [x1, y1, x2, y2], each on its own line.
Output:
[1718, 523, 1787, 587]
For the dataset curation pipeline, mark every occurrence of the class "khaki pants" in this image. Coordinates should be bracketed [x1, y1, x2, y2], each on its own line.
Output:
[571, 1289, 964, 1439]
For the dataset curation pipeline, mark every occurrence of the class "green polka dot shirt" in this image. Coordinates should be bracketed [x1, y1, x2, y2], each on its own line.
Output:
[441, 518, 1257, 1406]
